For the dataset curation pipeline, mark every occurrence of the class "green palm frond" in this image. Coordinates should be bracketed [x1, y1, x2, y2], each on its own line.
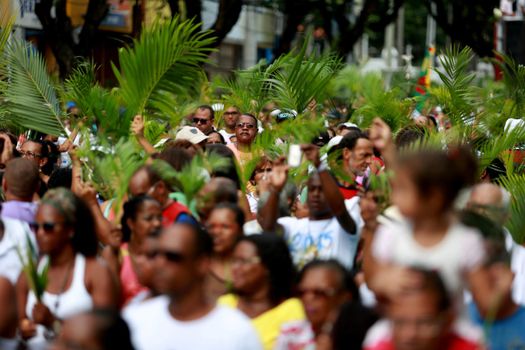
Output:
[4, 40, 65, 136]
[152, 151, 231, 205]
[114, 17, 215, 120]
[265, 44, 343, 113]
[0, 11, 14, 59]
[431, 46, 478, 126]
[77, 137, 145, 218]
[16, 232, 48, 302]
[493, 53, 525, 118]
[498, 173, 525, 243]
[353, 89, 412, 132]
[477, 127, 525, 172]
[64, 61, 97, 113]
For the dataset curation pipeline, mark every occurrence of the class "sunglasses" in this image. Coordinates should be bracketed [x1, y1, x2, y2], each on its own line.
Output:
[193, 118, 210, 125]
[297, 287, 338, 299]
[30, 221, 62, 233]
[151, 249, 187, 263]
[236, 123, 255, 129]
[224, 111, 239, 116]
[20, 150, 42, 159]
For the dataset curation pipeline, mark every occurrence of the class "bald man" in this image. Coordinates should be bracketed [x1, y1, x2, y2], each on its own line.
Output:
[467, 183, 525, 304]
[1, 158, 39, 223]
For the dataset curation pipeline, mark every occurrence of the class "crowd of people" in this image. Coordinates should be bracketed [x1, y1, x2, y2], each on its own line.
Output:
[0, 101, 523, 350]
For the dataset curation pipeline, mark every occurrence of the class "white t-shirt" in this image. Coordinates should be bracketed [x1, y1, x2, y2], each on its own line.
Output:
[277, 198, 363, 270]
[123, 296, 262, 350]
[0, 218, 35, 284]
[218, 129, 235, 144]
[372, 220, 485, 296]
[505, 230, 525, 304]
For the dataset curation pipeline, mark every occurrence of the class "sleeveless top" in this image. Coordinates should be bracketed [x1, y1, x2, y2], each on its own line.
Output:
[119, 243, 148, 306]
[25, 254, 93, 349]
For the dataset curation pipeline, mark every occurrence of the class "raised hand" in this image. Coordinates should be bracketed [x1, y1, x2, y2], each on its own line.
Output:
[131, 115, 145, 137]
[269, 157, 289, 192]
[300, 144, 321, 167]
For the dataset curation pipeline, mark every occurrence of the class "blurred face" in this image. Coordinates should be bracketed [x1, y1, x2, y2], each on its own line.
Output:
[20, 141, 46, 168]
[231, 241, 268, 294]
[298, 267, 349, 332]
[50, 314, 102, 350]
[223, 107, 240, 129]
[196, 182, 218, 222]
[206, 208, 242, 255]
[206, 132, 223, 145]
[193, 108, 214, 135]
[132, 236, 159, 289]
[390, 292, 451, 350]
[345, 138, 373, 177]
[252, 161, 272, 186]
[391, 168, 422, 219]
[128, 170, 166, 206]
[127, 200, 162, 241]
[235, 115, 257, 145]
[32, 204, 73, 256]
[307, 174, 331, 220]
[154, 225, 208, 296]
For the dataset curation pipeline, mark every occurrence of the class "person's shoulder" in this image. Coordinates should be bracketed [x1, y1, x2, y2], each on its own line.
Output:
[447, 333, 480, 350]
[217, 293, 238, 308]
[277, 216, 304, 226]
[362, 319, 392, 349]
[212, 304, 251, 324]
[272, 298, 305, 319]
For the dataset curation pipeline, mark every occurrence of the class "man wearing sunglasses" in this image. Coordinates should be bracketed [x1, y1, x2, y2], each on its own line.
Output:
[123, 223, 262, 350]
[227, 114, 258, 169]
[192, 105, 215, 136]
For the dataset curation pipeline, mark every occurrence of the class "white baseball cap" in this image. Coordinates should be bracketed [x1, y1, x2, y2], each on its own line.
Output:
[175, 126, 208, 144]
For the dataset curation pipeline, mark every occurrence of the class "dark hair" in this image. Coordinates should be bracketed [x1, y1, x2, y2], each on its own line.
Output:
[331, 302, 379, 350]
[205, 144, 241, 189]
[299, 259, 359, 302]
[159, 146, 192, 171]
[485, 158, 507, 182]
[41, 188, 98, 257]
[410, 268, 452, 312]
[212, 202, 245, 228]
[41, 140, 60, 176]
[4, 158, 40, 199]
[339, 130, 368, 151]
[459, 210, 509, 266]
[238, 113, 258, 126]
[207, 131, 226, 144]
[249, 156, 273, 183]
[395, 125, 427, 149]
[239, 234, 296, 304]
[175, 222, 213, 257]
[121, 195, 159, 242]
[47, 167, 73, 189]
[397, 146, 477, 208]
[86, 309, 134, 350]
[197, 105, 215, 120]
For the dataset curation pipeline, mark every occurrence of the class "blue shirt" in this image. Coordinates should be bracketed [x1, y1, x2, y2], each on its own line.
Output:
[468, 302, 525, 350]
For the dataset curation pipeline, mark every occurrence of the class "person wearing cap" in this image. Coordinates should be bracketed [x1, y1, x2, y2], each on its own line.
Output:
[175, 126, 209, 147]
[336, 122, 360, 137]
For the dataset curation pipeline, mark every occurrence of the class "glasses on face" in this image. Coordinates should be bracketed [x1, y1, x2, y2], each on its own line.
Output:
[224, 111, 239, 116]
[297, 287, 338, 299]
[30, 221, 62, 233]
[20, 150, 42, 159]
[391, 316, 444, 334]
[236, 123, 255, 129]
[151, 249, 187, 263]
[232, 256, 261, 266]
[193, 117, 210, 125]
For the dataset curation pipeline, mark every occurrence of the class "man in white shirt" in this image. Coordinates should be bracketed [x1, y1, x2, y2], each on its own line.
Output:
[0, 217, 35, 284]
[123, 223, 262, 350]
[258, 145, 361, 270]
[218, 106, 240, 144]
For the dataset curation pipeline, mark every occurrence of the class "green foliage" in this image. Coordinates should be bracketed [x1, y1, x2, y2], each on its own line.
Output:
[494, 54, 525, 119]
[4, 41, 65, 136]
[114, 17, 215, 121]
[152, 151, 231, 205]
[17, 233, 48, 302]
[498, 173, 525, 243]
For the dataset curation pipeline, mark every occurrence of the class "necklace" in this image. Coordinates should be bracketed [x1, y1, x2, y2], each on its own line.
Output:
[53, 259, 74, 314]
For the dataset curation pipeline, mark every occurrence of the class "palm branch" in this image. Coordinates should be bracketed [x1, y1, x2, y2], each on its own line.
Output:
[498, 173, 525, 243]
[16, 232, 48, 302]
[4, 40, 65, 136]
[113, 17, 215, 121]
[493, 53, 525, 118]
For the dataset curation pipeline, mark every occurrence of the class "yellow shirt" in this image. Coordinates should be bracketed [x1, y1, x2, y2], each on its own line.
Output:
[218, 294, 306, 350]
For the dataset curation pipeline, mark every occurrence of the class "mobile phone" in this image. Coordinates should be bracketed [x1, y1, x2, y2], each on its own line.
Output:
[288, 144, 302, 167]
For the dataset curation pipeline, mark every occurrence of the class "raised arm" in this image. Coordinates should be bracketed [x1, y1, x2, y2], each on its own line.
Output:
[257, 157, 288, 231]
[131, 115, 156, 155]
[302, 144, 356, 234]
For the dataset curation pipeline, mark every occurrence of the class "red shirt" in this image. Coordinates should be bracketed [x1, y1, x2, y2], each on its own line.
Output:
[162, 201, 191, 227]
[364, 334, 480, 350]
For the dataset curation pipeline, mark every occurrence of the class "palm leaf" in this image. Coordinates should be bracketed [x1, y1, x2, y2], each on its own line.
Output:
[4, 40, 65, 136]
[493, 53, 525, 118]
[113, 17, 215, 121]
[16, 232, 48, 302]
[498, 173, 525, 243]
